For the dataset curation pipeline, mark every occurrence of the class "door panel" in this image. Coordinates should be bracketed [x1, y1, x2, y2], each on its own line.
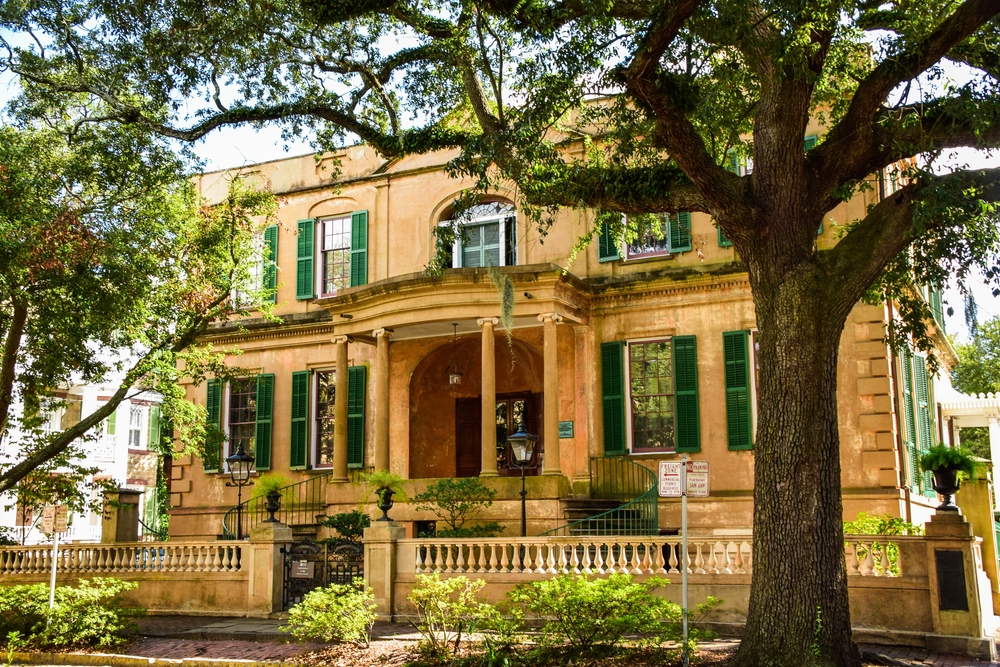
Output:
[456, 398, 481, 477]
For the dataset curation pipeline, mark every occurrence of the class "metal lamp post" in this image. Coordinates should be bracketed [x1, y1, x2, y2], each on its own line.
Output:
[506, 420, 538, 538]
[225, 443, 255, 540]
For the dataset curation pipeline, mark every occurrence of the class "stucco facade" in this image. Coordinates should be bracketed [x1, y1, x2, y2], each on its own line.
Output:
[167, 132, 952, 540]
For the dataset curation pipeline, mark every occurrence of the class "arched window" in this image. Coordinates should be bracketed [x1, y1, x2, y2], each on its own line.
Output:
[439, 202, 517, 268]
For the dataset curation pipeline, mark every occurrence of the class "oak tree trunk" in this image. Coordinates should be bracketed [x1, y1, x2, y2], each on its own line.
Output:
[732, 259, 862, 667]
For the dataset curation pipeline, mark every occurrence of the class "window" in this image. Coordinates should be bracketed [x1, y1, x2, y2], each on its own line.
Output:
[443, 202, 517, 268]
[228, 379, 257, 458]
[320, 217, 351, 296]
[315, 370, 337, 467]
[129, 405, 144, 449]
[203, 375, 275, 472]
[601, 337, 700, 455]
[623, 212, 692, 259]
[295, 211, 368, 300]
[232, 226, 277, 306]
[628, 340, 675, 452]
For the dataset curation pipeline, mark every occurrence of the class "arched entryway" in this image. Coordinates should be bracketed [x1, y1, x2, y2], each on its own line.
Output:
[408, 332, 544, 479]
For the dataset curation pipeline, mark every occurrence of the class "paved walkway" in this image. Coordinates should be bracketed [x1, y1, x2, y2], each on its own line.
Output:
[13, 616, 990, 666]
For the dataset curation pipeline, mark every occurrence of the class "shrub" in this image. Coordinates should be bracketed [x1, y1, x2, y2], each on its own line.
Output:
[437, 522, 506, 539]
[38, 578, 142, 649]
[0, 583, 47, 636]
[321, 510, 371, 542]
[408, 574, 491, 657]
[508, 572, 719, 655]
[919, 445, 978, 477]
[281, 581, 378, 646]
[250, 473, 291, 500]
[413, 478, 500, 533]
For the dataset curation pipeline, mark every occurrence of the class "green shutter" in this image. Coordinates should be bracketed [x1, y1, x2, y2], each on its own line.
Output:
[723, 331, 753, 450]
[817, 221, 824, 235]
[255, 374, 274, 471]
[725, 150, 740, 174]
[673, 335, 700, 452]
[717, 225, 733, 248]
[899, 348, 919, 493]
[914, 355, 935, 496]
[107, 408, 116, 436]
[600, 342, 626, 456]
[350, 210, 368, 287]
[204, 380, 222, 473]
[296, 219, 315, 300]
[804, 134, 818, 151]
[598, 222, 619, 261]
[290, 371, 310, 470]
[347, 366, 367, 467]
[669, 212, 692, 253]
[148, 406, 161, 449]
[263, 225, 278, 303]
[929, 286, 944, 328]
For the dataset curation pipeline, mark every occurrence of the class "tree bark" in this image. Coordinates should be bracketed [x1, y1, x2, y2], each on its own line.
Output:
[733, 257, 861, 667]
[0, 301, 28, 438]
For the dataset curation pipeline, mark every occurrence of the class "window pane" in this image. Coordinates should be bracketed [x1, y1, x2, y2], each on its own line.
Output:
[321, 218, 351, 295]
[229, 379, 257, 458]
[628, 214, 671, 257]
[316, 371, 336, 466]
[629, 341, 675, 451]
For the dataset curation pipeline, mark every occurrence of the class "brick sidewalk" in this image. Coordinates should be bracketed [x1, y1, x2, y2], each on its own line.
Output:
[859, 643, 997, 666]
[124, 638, 324, 661]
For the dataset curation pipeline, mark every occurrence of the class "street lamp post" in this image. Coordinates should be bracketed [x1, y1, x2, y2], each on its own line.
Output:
[225, 443, 255, 540]
[506, 421, 539, 538]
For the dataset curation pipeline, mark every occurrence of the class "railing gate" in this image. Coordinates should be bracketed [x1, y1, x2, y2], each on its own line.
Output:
[281, 539, 363, 610]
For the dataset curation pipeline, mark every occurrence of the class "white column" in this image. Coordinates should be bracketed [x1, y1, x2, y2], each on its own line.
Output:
[989, 416, 1000, 511]
[373, 328, 393, 472]
[538, 313, 563, 476]
[478, 317, 499, 477]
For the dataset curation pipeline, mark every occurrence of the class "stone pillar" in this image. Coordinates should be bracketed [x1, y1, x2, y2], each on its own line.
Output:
[363, 521, 406, 619]
[333, 335, 350, 482]
[478, 317, 499, 477]
[539, 313, 563, 476]
[923, 512, 997, 659]
[373, 328, 393, 472]
[101, 488, 141, 543]
[248, 521, 294, 615]
[989, 416, 1000, 511]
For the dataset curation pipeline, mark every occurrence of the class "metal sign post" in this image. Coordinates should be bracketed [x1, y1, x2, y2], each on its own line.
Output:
[41, 504, 67, 610]
[681, 454, 689, 667]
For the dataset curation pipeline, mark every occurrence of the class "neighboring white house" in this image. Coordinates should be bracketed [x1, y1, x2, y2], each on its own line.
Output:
[0, 380, 162, 545]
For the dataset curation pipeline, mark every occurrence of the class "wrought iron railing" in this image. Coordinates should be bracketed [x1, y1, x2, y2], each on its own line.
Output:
[222, 467, 373, 540]
[139, 518, 168, 542]
[542, 457, 658, 537]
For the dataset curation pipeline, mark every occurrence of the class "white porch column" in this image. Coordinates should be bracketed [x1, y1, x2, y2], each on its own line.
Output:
[478, 317, 499, 477]
[332, 335, 350, 482]
[373, 328, 393, 472]
[539, 313, 563, 476]
[990, 416, 1000, 511]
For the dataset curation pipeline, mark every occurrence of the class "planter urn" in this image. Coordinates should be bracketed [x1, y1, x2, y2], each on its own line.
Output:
[264, 490, 282, 522]
[376, 488, 395, 521]
[931, 468, 961, 512]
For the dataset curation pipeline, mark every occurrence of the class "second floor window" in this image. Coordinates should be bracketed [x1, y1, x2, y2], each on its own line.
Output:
[442, 202, 517, 269]
[129, 405, 144, 449]
[321, 217, 351, 295]
[626, 213, 691, 259]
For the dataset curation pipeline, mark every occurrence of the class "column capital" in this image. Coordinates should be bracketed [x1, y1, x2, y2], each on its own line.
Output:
[331, 335, 351, 345]
[477, 317, 500, 328]
[373, 328, 394, 339]
[537, 312, 564, 324]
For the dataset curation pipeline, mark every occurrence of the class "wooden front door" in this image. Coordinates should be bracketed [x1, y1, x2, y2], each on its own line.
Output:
[455, 393, 543, 478]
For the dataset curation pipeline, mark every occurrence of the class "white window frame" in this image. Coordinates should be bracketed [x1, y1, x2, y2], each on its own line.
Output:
[128, 404, 145, 450]
[623, 336, 677, 455]
[231, 232, 266, 307]
[442, 204, 517, 268]
[315, 215, 352, 297]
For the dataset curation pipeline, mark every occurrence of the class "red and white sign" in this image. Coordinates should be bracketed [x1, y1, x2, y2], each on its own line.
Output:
[40, 505, 68, 534]
[658, 461, 710, 497]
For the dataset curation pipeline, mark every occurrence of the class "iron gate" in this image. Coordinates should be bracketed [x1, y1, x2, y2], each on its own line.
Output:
[281, 539, 364, 610]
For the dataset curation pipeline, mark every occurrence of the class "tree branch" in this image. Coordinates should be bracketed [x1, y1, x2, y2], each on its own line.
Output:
[0, 300, 28, 439]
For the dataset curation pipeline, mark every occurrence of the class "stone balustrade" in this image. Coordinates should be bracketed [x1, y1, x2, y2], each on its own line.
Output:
[406, 535, 754, 576]
[0, 541, 242, 576]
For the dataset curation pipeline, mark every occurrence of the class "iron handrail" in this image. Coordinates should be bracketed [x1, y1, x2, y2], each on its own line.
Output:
[138, 518, 168, 542]
[222, 466, 373, 540]
[541, 456, 659, 537]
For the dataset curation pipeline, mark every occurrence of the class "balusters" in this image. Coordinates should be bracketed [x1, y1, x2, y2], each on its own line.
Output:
[862, 542, 875, 576]
[668, 543, 679, 574]
[879, 541, 892, 577]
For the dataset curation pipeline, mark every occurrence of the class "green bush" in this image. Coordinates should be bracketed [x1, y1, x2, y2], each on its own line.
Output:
[0, 578, 142, 649]
[919, 445, 978, 477]
[408, 574, 491, 658]
[508, 573, 720, 655]
[413, 478, 501, 534]
[281, 581, 378, 646]
[321, 510, 371, 542]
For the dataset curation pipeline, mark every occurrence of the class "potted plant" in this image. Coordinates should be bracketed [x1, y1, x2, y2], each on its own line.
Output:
[252, 474, 291, 522]
[362, 471, 407, 521]
[919, 445, 978, 512]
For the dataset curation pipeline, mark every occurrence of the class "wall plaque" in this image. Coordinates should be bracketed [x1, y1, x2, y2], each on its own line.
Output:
[935, 549, 969, 611]
[558, 421, 574, 438]
[290, 560, 316, 579]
